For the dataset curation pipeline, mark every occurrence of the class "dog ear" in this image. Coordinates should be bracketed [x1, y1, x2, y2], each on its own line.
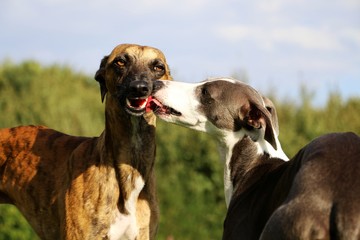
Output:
[262, 96, 279, 137]
[240, 102, 277, 150]
[163, 63, 173, 80]
[94, 56, 109, 102]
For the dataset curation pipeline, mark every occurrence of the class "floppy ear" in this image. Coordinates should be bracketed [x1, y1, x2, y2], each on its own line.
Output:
[240, 102, 277, 150]
[94, 56, 109, 102]
[262, 96, 279, 137]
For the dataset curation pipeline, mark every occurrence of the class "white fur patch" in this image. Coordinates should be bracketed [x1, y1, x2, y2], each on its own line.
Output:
[247, 124, 289, 161]
[107, 175, 145, 240]
[255, 136, 289, 161]
[218, 131, 246, 207]
[219, 129, 288, 207]
[154, 81, 208, 131]
[205, 77, 239, 84]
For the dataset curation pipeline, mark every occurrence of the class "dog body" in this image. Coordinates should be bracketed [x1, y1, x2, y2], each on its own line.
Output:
[150, 78, 360, 239]
[0, 44, 171, 239]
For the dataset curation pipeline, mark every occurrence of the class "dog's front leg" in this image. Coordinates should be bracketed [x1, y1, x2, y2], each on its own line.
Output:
[135, 175, 158, 240]
[62, 157, 119, 239]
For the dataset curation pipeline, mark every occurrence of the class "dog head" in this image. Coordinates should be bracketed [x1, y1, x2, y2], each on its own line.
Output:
[149, 77, 285, 157]
[94, 44, 172, 116]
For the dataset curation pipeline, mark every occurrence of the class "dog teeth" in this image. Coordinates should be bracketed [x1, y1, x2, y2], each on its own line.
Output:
[126, 98, 132, 108]
[126, 98, 148, 110]
[139, 99, 147, 109]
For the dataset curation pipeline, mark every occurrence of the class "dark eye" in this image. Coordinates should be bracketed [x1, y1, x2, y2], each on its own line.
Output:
[201, 87, 209, 96]
[201, 87, 214, 105]
[153, 64, 165, 72]
[114, 58, 126, 67]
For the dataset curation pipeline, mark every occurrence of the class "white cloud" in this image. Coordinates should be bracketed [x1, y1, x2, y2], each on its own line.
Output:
[255, 0, 292, 13]
[97, 0, 211, 16]
[0, 0, 37, 21]
[272, 26, 344, 51]
[341, 28, 360, 47]
[215, 25, 254, 42]
[272, 55, 352, 72]
[215, 24, 345, 51]
[1, 0, 209, 21]
[342, 0, 360, 8]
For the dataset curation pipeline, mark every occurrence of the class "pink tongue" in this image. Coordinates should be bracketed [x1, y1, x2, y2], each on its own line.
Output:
[146, 96, 163, 112]
[145, 96, 154, 112]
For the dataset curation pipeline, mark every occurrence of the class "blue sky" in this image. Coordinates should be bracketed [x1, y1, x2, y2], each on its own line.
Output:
[1, 0, 359, 105]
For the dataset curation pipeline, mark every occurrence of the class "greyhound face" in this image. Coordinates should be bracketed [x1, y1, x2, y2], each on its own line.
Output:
[149, 77, 284, 157]
[95, 44, 172, 116]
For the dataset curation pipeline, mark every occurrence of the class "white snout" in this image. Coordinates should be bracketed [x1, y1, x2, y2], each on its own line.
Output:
[154, 81, 208, 131]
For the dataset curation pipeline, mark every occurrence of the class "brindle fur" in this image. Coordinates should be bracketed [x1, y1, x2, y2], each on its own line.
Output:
[0, 44, 172, 239]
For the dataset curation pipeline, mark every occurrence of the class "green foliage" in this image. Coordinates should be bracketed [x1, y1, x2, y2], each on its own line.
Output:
[0, 60, 104, 136]
[155, 123, 225, 239]
[274, 86, 360, 157]
[0, 205, 38, 240]
[0, 60, 359, 239]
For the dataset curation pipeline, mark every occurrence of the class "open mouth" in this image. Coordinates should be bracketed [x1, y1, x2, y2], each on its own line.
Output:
[125, 97, 150, 116]
[145, 97, 181, 116]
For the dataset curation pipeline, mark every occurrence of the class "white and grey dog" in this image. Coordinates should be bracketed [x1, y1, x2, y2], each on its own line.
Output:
[149, 77, 360, 240]
[150, 77, 288, 206]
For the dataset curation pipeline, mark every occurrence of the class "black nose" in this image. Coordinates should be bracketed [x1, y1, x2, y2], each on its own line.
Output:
[129, 80, 151, 97]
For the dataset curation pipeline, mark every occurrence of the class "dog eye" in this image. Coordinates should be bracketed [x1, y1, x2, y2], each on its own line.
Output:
[114, 59, 126, 67]
[201, 87, 214, 105]
[201, 87, 209, 96]
[153, 64, 165, 72]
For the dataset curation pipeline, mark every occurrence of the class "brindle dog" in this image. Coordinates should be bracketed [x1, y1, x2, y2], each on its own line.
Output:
[0, 44, 172, 239]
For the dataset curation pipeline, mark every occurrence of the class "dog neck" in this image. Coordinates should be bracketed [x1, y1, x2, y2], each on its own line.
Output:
[217, 130, 288, 207]
[97, 97, 157, 217]
[101, 100, 156, 177]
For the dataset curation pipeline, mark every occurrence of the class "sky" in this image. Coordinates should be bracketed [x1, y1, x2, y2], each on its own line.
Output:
[1, 0, 359, 105]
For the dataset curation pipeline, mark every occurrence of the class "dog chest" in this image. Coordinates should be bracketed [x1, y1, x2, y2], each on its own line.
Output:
[107, 175, 145, 240]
